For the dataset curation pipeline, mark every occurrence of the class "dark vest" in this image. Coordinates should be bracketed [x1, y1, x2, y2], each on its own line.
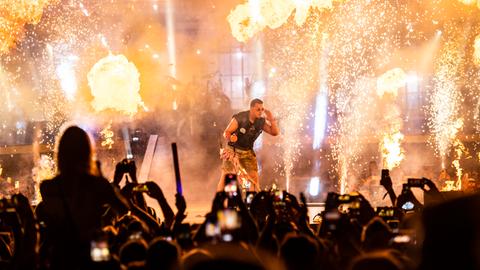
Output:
[228, 111, 265, 150]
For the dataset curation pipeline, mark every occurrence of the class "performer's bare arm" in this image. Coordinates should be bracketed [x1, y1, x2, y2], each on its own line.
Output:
[223, 118, 239, 142]
[262, 109, 280, 136]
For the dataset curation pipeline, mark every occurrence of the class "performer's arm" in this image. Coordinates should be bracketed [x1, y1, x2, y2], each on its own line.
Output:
[262, 109, 280, 136]
[223, 117, 239, 142]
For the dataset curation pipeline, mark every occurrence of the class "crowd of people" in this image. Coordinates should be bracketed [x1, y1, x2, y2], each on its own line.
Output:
[0, 125, 480, 270]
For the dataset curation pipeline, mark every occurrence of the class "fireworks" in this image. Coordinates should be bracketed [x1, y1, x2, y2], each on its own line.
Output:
[428, 36, 464, 165]
[0, 0, 59, 54]
[260, 9, 324, 190]
[2, 0, 480, 201]
[325, 0, 401, 193]
[88, 54, 145, 116]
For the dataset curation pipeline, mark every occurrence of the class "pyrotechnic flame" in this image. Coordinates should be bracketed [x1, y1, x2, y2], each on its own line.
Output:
[227, 0, 339, 42]
[442, 180, 456, 192]
[32, 154, 55, 204]
[100, 121, 115, 149]
[439, 122, 467, 192]
[0, 0, 59, 54]
[474, 34, 480, 66]
[452, 137, 467, 190]
[376, 68, 407, 97]
[376, 68, 406, 170]
[457, 0, 478, 6]
[380, 131, 405, 170]
[88, 54, 145, 116]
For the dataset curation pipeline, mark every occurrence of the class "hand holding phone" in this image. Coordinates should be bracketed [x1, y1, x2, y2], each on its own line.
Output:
[90, 240, 110, 262]
[407, 178, 425, 188]
[224, 174, 238, 198]
[380, 169, 393, 189]
[132, 183, 149, 193]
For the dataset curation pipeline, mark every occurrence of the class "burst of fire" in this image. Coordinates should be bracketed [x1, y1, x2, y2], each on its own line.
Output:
[227, 0, 340, 42]
[376, 69, 405, 170]
[457, 0, 478, 6]
[474, 34, 480, 66]
[32, 154, 56, 204]
[0, 0, 58, 54]
[100, 121, 115, 149]
[376, 68, 407, 97]
[380, 131, 405, 170]
[442, 180, 456, 192]
[87, 54, 145, 116]
[451, 137, 468, 190]
[440, 121, 467, 192]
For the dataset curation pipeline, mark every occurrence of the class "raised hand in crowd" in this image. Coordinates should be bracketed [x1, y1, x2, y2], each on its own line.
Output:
[145, 181, 175, 228]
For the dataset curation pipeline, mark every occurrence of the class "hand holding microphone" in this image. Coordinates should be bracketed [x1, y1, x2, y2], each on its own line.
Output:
[229, 133, 238, 143]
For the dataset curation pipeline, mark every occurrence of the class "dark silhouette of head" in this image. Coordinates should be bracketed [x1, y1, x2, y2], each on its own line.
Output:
[280, 235, 319, 270]
[56, 126, 94, 175]
[119, 239, 147, 266]
[350, 250, 406, 270]
[146, 238, 179, 270]
[420, 194, 480, 270]
[361, 217, 393, 251]
[182, 249, 213, 270]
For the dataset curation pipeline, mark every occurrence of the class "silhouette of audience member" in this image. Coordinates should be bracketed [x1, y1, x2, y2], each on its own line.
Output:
[350, 250, 406, 270]
[419, 193, 480, 270]
[36, 126, 129, 269]
[182, 249, 213, 270]
[361, 217, 393, 252]
[279, 235, 320, 270]
[119, 239, 148, 266]
[146, 238, 179, 270]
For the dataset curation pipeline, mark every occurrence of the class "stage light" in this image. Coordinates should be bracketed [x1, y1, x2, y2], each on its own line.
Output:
[309, 177, 321, 197]
[79, 2, 90, 17]
[268, 67, 276, 78]
[313, 90, 328, 150]
[56, 56, 79, 101]
[165, 0, 176, 77]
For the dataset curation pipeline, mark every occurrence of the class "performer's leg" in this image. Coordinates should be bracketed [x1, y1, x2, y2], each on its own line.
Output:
[241, 150, 260, 191]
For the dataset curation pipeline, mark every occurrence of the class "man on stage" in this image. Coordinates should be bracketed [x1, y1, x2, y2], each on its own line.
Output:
[218, 98, 279, 191]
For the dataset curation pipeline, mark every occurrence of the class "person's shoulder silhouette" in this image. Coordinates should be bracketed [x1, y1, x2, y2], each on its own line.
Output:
[37, 126, 128, 269]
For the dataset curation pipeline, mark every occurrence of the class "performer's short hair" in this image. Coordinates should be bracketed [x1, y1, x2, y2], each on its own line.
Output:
[250, 98, 263, 108]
